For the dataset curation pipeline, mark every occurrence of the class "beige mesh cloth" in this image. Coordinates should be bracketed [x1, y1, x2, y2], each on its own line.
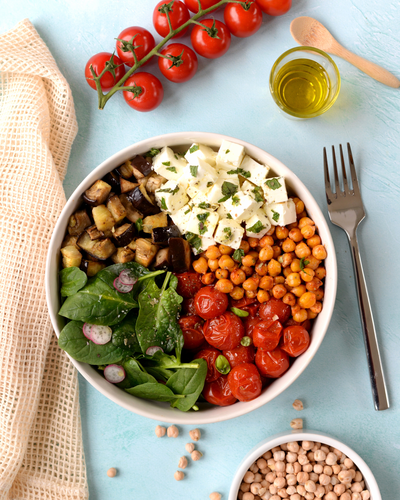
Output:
[0, 19, 88, 500]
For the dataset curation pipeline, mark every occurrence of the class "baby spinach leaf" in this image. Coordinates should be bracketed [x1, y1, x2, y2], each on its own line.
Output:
[59, 267, 88, 297]
[112, 313, 141, 354]
[126, 382, 182, 402]
[58, 321, 126, 365]
[145, 366, 174, 382]
[166, 358, 207, 412]
[122, 358, 157, 386]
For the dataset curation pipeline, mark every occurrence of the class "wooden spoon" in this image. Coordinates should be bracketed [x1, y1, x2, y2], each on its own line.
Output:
[290, 16, 400, 88]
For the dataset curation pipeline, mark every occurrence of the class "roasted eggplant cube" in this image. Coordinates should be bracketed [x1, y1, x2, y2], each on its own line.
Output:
[154, 248, 171, 270]
[130, 155, 153, 177]
[61, 245, 82, 268]
[111, 247, 135, 264]
[102, 170, 120, 192]
[80, 260, 106, 276]
[119, 194, 143, 223]
[146, 174, 167, 194]
[120, 178, 139, 194]
[113, 223, 136, 247]
[142, 213, 168, 234]
[61, 234, 79, 248]
[127, 184, 159, 216]
[67, 209, 91, 236]
[134, 238, 158, 268]
[107, 195, 127, 223]
[169, 237, 191, 273]
[83, 180, 112, 206]
[87, 224, 104, 241]
[118, 160, 135, 179]
[77, 232, 116, 260]
[152, 225, 181, 245]
[92, 205, 115, 232]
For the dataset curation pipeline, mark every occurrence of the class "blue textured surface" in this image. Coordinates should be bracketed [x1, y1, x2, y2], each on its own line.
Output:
[2, 1, 400, 499]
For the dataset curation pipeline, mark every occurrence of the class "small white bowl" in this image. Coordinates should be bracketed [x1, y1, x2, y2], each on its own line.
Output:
[46, 131, 337, 424]
[229, 430, 382, 500]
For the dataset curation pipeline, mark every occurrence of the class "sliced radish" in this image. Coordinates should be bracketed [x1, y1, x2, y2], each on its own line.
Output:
[119, 269, 138, 286]
[90, 325, 112, 345]
[82, 323, 93, 339]
[104, 364, 126, 384]
[146, 346, 164, 356]
[113, 277, 133, 293]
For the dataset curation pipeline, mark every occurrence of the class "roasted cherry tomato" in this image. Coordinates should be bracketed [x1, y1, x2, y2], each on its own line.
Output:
[231, 296, 257, 309]
[223, 344, 255, 368]
[191, 19, 231, 59]
[203, 375, 238, 406]
[116, 26, 155, 67]
[182, 298, 197, 315]
[224, 1, 263, 38]
[176, 271, 203, 299]
[255, 0, 291, 15]
[244, 316, 261, 339]
[123, 73, 164, 112]
[158, 43, 198, 83]
[228, 363, 262, 402]
[204, 312, 245, 350]
[255, 347, 290, 378]
[259, 298, 291, 324]
[194, 347, 221, 383]
[253, 319, 282, 350]
[85, 52, 125, 91]
[184, 0, 220, 13]
[285, 317, 312, 332]
[281, 325, 310, 357]
[194, 286, 229, 319]
[153, 0, 190, 39]
[178, 315, 205, 350]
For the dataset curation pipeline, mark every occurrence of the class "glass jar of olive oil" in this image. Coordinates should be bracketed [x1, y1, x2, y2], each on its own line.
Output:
[269, 47, 341, 119]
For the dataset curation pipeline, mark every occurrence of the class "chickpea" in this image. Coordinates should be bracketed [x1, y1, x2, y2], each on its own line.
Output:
[291, 258, 302, 273]
[205, 245, 221, 260]
[240, 483, 250, 492]
[242, 254, 257, 267]
[255, 260, 269, 276]
[292, 307, 308, 323]
[259, 276, 274, 290]
[246, 290, 257, 299]
[288, 228, 303, 243]
[305, 255, 321, 270]
[266, 225, 275, 236]
[202, 272, 215, 285]
[191, 450, 203, 461]
[239, 240, 251, 254]
[282, 238, 296, 253]
[274, 477, 286, 488]
[306, 277, 323, 291]
[282, 292, 296, 306]
[215, 268, 229, 280]
[272, 284, 287, 299]
[241, 265, 254, 276]
[208, 258, 219, 272]
[325, 493, 338, 500]
[185, 442, 195, 453]
[242, 493, 254, 500]
[272, 245, 282, 259]
[338, 470, 353, 484]
[107, 468, 117, 478]
[193, 257, 208, 274]
[300, 225, 316, 239]
[155, 425, 166, 437]
[274, 276, 285, 285]
[259, 246, 274, 262]
[300, 268, 315, 282]
[174, 471, 185, 481]
[312, 245, 327, 260]
[293, 197, 305, 214]
[275, 226, 289, 239]
[292, 399, 304, 411]
[219, 244, 234, 255]
[230, 286, 245, 300]
[283, 267, 292, 278]
[290, 418, 303, 429]
[286, 272, 301, 287]
[257, 458, 268, 469]
[307, 234, 321, 248]
[209, 493, 222, 500]
[244, 471, 255, 483]
[295, 242, 312, 259]
[315, 267, 326, 280]
[189, 428, 201, 441]
[243, 277, 259, 291]
[178, 456, 188, 469]
[258, 235, 273, 248]
[248, 237, 259, 248]
[268, 259, 281, 277]
[215, 278, 234, 294]
[315, 288, 324, 300]
[278, 252, 294, 268]
[291, 285, 307, 297]
[298, 217, 315, 229]
[250, 483, 261, 495]
[310, 301, 322, 314]
[231, 268, 246, 285]
[219, 254, 235, 270]
[167, 425, 179, 438]
[257, 289, 270, 303]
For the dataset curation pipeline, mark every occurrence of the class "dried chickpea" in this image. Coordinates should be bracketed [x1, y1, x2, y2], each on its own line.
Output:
[283, 292, 296, 306]
[312, 245, 327, 260]
[292, 399, 304, 411]
[272, 284, 287, 299]
[301, 225, 316, 239]
[239, 240, 251, 254]
[174, 471, 185, 481]
[209, 493, 221, 500]
[289, 228, 303, 243]
[259, 276, 274, 290]
[167, 425, 179, 438]
[268, 259, 281, 277]
[215, 268, 229, 280]
[185, 443, 195, 453]
[208, 258, 219, 272]
[231, 268, 246, 285]
[230, 286, 245, 300]
[155, 425, 166, 437]
[215, 279, 234, 294]
[291, 285, 307, 297]
[248, 237, 259, 248]
[290, 418, 303, 429]
[202, 272, 215, 285]
[259, 246, 274, 262]
[307, 234, 321, 248]
[191, 450, 203, 461]
[189, 428, 201, 441]
[295, 242, 312, 259]
[219, 255, 235, 270]
[243, 277, 259, 291]
[306, 277, 323, 291]
[205, 245, 221, 260]
[275, 226, 289, 239]
[315, 267, 326, 280]
[272, 246, 282, 259]
[241, 265, 254, 276]
[242, 254, 257, 267]
[178, 456, 188, 469]
[278, 252, 294, 268]
[286, 272, 301, 287]
[107, 468, 117, 478]
[193, 257, 208, 274]
[300, 268, 315, 282]
[298, 217, 315, 229]
[255, 260, 269, 276]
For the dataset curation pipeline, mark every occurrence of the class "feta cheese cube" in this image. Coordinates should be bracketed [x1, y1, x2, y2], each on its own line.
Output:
[155, 180, 188, 214]
[217, 203, 230, 219]
[216, 140, 245, 169]
[185, 143, 217, 167]
[170, 204, 192, 234]
[187, 235, 216, 255]
[239, 155, 270, 186]
[215, 167, 240, 182]
[241, 180, 265, 203]
[190, 190, 218, 211]
[222, 191, 262, 222]
[265, 199, 296, 226]
[214, 219, 244, 250]
[207, 179, 240, 204]
[152, 146, 187, 181]
[182, 158, 219, 198]
[245, 208, 272, 238]
[186, 207, 219, 239]
[262, 176, 288, 204]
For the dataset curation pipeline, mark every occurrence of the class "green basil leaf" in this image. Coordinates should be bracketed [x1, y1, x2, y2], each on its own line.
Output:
[166, 358, 207, 412]
[145, 148, 160, 158]
[232, 248, 245, 263]
[59, 267, 87, 297]
[271, 209, 280, 222]
[265, 178, 282, 190]
[247, 220, 265, 234]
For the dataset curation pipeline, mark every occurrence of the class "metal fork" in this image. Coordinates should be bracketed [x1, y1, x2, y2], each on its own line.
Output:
[323, 143, 389, 411]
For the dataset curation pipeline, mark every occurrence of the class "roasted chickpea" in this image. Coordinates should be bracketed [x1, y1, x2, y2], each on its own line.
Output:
[215, 278, 234, 294]
[312, 245, 327, 260]
[274, 276, 285, 285]
[306, 277, 323, 291]
[255, 260, 269, 276]
[272, 284, 287, 299]
[310, 301, 322, 314]
[298, 292, 317, 309]
[248, 237, 259, 248]
[301, 225, 316, 239]
[242, 254, 257, 267]
[315, 288, 324, 300]
[291, 258, 302, 273]
[208, 258, 219, 272]
[245, 290, 257, 299]
[202, 272, 215, 285]
[275, 226, 289, 239]
[219, 244, 234, 255]
[291, 285, 307, 298]
[293, 197, 305, 215]
[259, 276, 274, 290]
[295, 242, 312, 259]
[219, 255, 235, 270]
[300, 268, 315, 283]
[278, 252, 294, 268]
[259, 246, 274, 262]
[193, 257, 208, 274]
[292, 306, 308, 323]
[307, 309, 318, 319]
[272, 246, 282, 259]
[289, 228, 303, 243]
[230, 268, 246, 285]
[257, 289, 270, 303]
[205, 246, 221, 260]
[230, 286, 245, 300]
[286, 221, 298, 230]
[305, 255, 321, 270]
[297, 210, 307, 219]
[215, 268, 229, 280]
[241, 265, 254, 277]
[268, 259, 281, 277]
[239, 240, 250, 254]
[298, 217, 314, 229]
[286, 272, 301, 287]
[259, 235, 274, 247]
[266, 226, 275, 236]
[283, 267, 292, 278]
[315, 267, 326, 280]
[243, 277, 259, 291]
[306, 235, 321, 248]
[282, 238, 296, 253]
[283, 292, 296, 306]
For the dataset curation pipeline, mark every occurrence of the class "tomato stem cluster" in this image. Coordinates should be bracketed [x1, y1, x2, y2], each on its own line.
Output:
[90, 0, 247, 110]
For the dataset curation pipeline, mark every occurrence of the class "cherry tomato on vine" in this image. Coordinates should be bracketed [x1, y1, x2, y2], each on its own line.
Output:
[228, 363, 262, 402]
[184, 0, 220, 13]
[203, 375, 238, 406]
[255, 347, 289, 378]
[178, 315, 205, 350]
[191, 19, 231, 59]
[153, 0, 190, 39]
[204, 311, 245, 350]
[281, 325, 310, 357]
[194, 347, 221, 383]
[223, 344, 255, 368]
[158, 43, 198, 83]
[84, 52, 125, 91]
[194, 286, 228, 319]
[224, 1, 263, 38]
[259, 298, 291, 324]
[253, 319, 282, 350]
[255, 0, 291, 16]
[115, 26, 155, 67]
[122, 73, 164, 112]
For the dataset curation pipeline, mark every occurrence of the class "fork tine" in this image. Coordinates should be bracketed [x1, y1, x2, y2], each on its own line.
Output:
[339, 144, 349, 193]
[347, 143, 360, 195]
[332, 146, 340, 194]
[323, 147, 333, 200]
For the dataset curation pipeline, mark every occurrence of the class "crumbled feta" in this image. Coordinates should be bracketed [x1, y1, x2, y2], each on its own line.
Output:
[245, 208, 272, 238]
[222, 190, 262, 222]
[241, 180, 265, 203]
[186, 207, 220, 239]
[216, 140, 245, 169]
[265, 199, 296, 226]
[214, 219, 244, 250]
[262, 176, 288, 204]
[155, 180, 188, 214]
[182, 158, 219, 198]
[190, 190, 218, 211]
[207, 179, 240, 204]
[170, 204, 192, 234]
[185, 143, 217, 167]
[239, 155, 270, 186]
[152, 146, 187, 181]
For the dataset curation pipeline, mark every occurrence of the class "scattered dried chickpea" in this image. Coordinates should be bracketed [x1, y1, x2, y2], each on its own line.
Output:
[155, 425, 166, 437]
[209, 493, 222, 500]
[191, 450, 203, 461]
[185, 442, 195, 453]
[189, 428, 201, 441]
[174, 471, 185, 481]
[167, 425, 179, 438]
[290, 418, 303, 430]
[178, 456, 188, 469]
[107, 467, 117, 478]
[292, 399, 304, 411]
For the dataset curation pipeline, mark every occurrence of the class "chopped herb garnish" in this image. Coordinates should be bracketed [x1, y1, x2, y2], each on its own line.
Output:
[232, 248, 245, 263]
[299, 257, 310, 271]
[160, 198, 167, 210]
[162, 161, 171, 166]
[189, 144, 200, 154]
[252, 186, 264, 203]
[231, 195, 240, 206]
[247, 220, 265, 234]
[223, 227, 232, 240]
[174, 154, 179, 160]
[227, 168, 251, 178]
[226, 213, 233, 219]
[197, 212, 210, 222]
[184, 209, 191, 215]
[271, 209, 280, 222]
[157, 185, 179, 195]
[198, 223, 207, 235]
[190, 165, 198, 177]
[218, 181, 239, 203]
[207, 181, 213, 187]
[198, 202, 211, 209]
[265, 178, 282, 190]
[186, 232, 202, 251]
[166, 166, 177, 173]
[145, 148, 160, 157]
[135, 218, 143, 232]
[225, 149, 230, 154]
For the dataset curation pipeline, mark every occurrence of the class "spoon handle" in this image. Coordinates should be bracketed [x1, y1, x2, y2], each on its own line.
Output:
[333, 44, 400, 88]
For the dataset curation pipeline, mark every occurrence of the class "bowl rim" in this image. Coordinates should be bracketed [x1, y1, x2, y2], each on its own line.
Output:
[46, 131, 338, 424]
[228, 429, 382, 500]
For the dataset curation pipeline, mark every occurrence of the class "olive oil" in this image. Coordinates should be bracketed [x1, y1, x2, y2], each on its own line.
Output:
[272, 58, 331, 116]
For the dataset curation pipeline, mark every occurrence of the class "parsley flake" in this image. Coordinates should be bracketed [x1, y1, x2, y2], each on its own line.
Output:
[160, 197, 167, 210]
[207, 181, 213, 187]
[197, 212, 210, 222]
[135, 218, 143, 232]
[184, 208, 191, 215]
[198, 202, 211, 209]
[223, 227, 232, 240]
[265, 178, 282, 190]
[227, 168, 251, 178]
[189, 144, 200, 154]
[225, 149, 230, 154]
[226, 213, 233, 219]
[166, 166, 177, 173]
[190, 165, 198, 177]
[247, 220, 265, 234]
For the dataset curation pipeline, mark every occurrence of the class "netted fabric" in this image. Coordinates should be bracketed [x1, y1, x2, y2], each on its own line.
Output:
[0, 19, 88, 500]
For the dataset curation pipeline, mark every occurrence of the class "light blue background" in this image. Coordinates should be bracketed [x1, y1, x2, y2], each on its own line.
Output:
[2, 1, 399, 498]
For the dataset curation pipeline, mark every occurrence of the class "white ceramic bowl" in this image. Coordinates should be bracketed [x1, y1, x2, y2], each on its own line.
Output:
[229, 430, 382, 500]
[46, 131, 337, 424]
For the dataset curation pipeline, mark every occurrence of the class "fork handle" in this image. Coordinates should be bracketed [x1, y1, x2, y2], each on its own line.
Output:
[348, 231, 390, 411]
